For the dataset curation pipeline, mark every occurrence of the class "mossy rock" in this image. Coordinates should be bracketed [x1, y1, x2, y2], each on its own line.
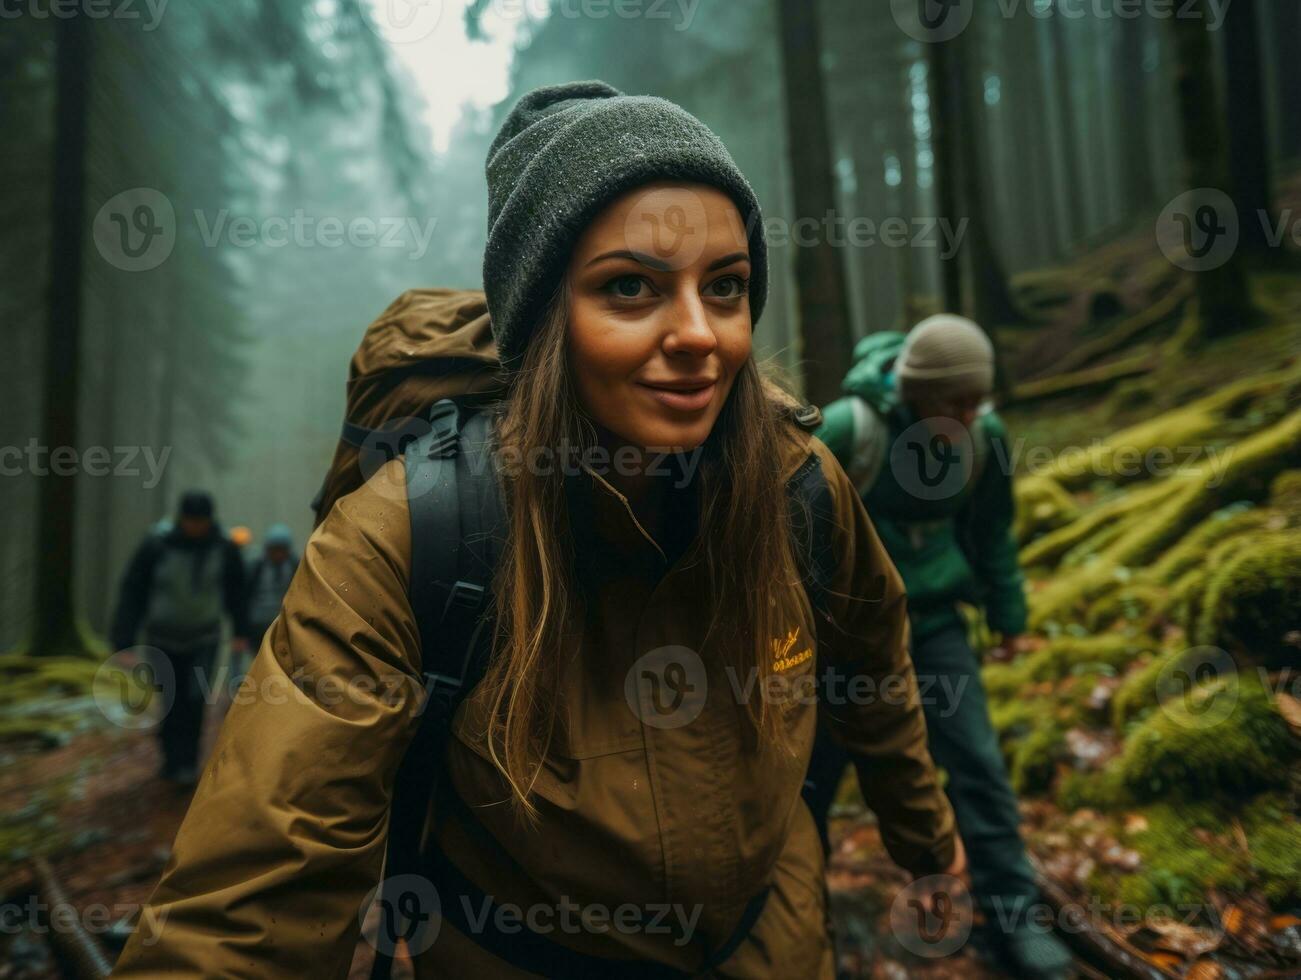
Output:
[1111, 649, 1176, 730]
[989, 697, 1046, 745]
[1055, 767, 1126, 811]
[1013, 474, 1080, 545]
[1106, 799, 1249, 909]
[1269, 469, 1301, 514]
[1085, 584, 1164, 632]
[1153, 527, 1273, 631]
[1089, 792, 1301, 911]
[1116, 674, 1297, 802]
[1010, 719, 1067, 796]
[984, 635, 1145, 707]
[0, 654, 104, 707]
[1240, 792, 1301, 906]
[1145, 504, 1270, 586]
[1194, 531, 1301, 669]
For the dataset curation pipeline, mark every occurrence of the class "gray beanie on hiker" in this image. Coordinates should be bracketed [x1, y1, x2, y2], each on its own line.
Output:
[896, 315, 996, 403]
[482, 80, 769, 369]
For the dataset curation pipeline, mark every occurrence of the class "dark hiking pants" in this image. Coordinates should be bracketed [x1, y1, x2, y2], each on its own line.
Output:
[156, 643, 218, 776]
[803, 619, 1039, 928]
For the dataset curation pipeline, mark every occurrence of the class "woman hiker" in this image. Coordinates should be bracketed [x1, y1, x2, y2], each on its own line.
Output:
[111, 81, 965, 978]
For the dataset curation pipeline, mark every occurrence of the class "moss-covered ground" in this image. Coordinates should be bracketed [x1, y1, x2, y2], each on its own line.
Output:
[988, 275, 1301, 922]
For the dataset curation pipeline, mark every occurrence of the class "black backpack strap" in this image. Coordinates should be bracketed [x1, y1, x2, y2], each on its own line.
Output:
[370, 399, 505, 980]
[787, 450, 853, 855]
[785, 450, 837, 625]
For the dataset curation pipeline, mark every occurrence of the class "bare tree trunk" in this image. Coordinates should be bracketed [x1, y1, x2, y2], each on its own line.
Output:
[776, 0, 854, 405]
[954, 31, 1022, 333]
[1269, 1, 1301, 163]
[1168, 3, 1257, 338]
[927, 38, 963, 315]
[1048, 16, 1087, 244]
[32, 11, 91, 657]
[1221, 0, 1275, 256]
[1116, 18, 1158, 218]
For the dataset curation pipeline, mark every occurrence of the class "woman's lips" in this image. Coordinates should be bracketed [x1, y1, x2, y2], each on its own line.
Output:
[637, 381, 718, 412]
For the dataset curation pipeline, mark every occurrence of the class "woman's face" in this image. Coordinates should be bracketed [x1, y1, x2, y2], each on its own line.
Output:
[566, 182, 753, 452]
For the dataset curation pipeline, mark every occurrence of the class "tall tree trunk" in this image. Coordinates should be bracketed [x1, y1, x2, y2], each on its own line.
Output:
[1221, 0, 1274, 256]
[33, 12, 91, 657]
[776, 0, 854, 405]
[91, 280, 125, 630]
[155, 290, 181, 511]
[1168, 3, 1256, 338]
[1014, 9, 1059, 264]
[927, 39, 963, 315]
[1268, 1, 1301, 163]
[954, 31, 1022, 333]
[1116, 18, 1158, 218]
[1048, 15, 1087, 245]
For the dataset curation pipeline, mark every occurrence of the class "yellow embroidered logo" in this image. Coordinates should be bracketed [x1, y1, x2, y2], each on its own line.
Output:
[771, 626, 813, 672]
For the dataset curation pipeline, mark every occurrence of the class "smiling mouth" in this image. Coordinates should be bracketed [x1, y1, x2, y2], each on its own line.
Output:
[636, 380, 718, 412]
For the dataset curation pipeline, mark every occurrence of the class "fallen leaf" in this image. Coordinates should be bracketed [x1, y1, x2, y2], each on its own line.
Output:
[1276, 693, 1301, 737]
[1124, 813, 1149, 835]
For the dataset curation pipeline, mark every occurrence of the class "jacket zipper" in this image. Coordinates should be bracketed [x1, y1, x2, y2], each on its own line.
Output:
[580, 464, 668, 563]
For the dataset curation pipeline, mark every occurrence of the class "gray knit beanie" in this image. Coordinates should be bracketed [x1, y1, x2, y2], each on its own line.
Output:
[482, 80, 769, 370]
[896, 315, 995, 403]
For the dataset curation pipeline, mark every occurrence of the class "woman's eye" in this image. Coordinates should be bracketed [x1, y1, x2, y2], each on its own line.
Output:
[707, 275, 749, 299]
[605, 275, 650, 299]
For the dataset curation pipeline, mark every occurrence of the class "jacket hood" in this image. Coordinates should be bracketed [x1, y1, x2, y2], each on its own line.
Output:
[841, 331, 906, 415]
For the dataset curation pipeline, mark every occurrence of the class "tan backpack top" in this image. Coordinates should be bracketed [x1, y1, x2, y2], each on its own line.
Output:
[310, 288, 507, 526]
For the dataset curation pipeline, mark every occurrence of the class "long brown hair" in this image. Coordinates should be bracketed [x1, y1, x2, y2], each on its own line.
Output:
[479, 284, 804, 818]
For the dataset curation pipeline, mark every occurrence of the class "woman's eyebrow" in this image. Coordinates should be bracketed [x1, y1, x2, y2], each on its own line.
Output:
[584, 249, 751, 272]
[585, 249, 671, 271]
[706, 251, 750, 271]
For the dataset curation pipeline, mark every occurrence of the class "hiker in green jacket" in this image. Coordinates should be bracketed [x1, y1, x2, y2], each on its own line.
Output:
[811, 315, 1073, 980]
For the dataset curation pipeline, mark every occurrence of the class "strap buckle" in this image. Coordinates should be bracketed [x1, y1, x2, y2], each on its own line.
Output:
[443, 579, 485, 615]
[425, 400, 461, 459]
[423, 671, 463, 718]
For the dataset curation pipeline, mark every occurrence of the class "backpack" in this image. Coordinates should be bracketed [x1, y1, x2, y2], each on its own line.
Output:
[316, 290, 839, 977]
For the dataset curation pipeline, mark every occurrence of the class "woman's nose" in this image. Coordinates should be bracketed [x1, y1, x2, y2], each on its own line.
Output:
[663, 291, 717, 354]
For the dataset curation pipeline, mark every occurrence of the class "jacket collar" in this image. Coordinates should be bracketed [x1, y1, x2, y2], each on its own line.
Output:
[565, 419, 815, 573]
